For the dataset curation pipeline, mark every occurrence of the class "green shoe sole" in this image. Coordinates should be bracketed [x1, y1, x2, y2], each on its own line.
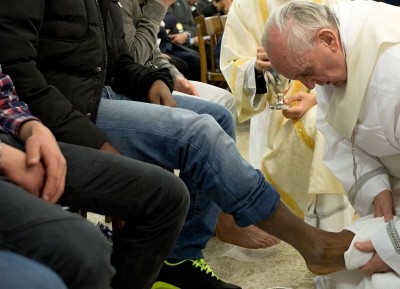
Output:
[151, 281, 180, 289]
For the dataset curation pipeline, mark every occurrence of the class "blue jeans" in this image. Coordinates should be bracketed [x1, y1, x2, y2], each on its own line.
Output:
[98, 87, 279, 259]
[0, 251, 67, 289]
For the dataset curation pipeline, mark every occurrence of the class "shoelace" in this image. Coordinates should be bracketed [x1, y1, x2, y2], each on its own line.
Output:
[192, 259, 218, 279]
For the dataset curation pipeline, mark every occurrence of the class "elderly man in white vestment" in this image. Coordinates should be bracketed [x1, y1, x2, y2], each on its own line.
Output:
[263, 1, 400, 288]
[218, 0, 355, 249]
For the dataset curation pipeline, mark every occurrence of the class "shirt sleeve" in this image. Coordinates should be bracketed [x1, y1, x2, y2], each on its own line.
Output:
[371, 216, 400, 274]
[0, 66, 38, 139]
[220, 0, 268, 122]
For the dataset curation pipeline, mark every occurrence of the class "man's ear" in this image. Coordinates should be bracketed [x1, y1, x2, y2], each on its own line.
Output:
[318, 29, 339, 51]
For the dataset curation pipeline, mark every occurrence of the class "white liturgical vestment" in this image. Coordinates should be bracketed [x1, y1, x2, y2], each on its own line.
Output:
[220, 0, 354, 231]
[316, 1, 400, 287]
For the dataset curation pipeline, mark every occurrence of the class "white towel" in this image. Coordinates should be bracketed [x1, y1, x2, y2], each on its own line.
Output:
[340, 215, 400, 289]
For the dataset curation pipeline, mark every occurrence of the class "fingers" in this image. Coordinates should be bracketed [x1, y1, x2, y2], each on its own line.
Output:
[41, 159, 66, 203]
[175, 77, 199, 96]
[359, 254, 392, 275]
[255, 45, 270, 73]
[40, 148, 67, 203]
[354, 240, 374, 252]
[283, 94, 298, 104]
[189, 83, 199, 96]
[359, 257, 379, 275]
[256, 45, 267, 57]
[26, 133, 66, 203]
[162, 94, 177, 107]
[24, 138, 41, 166]
[373, 190, 395, 222]
[282, 107, 302, 119]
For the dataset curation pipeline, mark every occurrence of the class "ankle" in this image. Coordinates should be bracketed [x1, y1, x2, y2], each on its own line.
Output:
[302, 230, 354, 275]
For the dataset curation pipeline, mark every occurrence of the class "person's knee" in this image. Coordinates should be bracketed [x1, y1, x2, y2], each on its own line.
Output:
[0, 251, 67, 289]
[29, 217, 114, 288]
[212, 104, 236, 138]
[61, 219, 114, 280]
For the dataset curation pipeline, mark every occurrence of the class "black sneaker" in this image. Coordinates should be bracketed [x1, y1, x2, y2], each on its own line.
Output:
[151, 258, 242, 289]
[95, 221, 113, 245]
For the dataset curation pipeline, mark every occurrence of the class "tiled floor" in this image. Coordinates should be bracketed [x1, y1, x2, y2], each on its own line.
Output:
[89, 120, 316, 289]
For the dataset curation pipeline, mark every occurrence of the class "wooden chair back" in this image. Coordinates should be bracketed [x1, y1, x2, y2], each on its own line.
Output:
[195, 15, 227, 87]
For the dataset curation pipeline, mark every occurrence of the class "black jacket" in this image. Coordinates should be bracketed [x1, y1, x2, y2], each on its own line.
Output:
[0, 0, 173, 148]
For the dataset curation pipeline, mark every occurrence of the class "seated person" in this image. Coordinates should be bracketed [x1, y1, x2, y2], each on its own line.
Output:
[158, 7, 201, 81]
[203, 0, 232, 16]
[121, 0, 236, 117]
[0, 66, 189, 289]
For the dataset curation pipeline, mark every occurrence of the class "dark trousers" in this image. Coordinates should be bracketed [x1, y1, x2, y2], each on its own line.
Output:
[171, 47, 201, 81]
[0, 134, 189, 289]
[160, 41, 201, 81]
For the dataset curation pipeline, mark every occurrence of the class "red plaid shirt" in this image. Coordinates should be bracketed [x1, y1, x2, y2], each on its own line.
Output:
[0, 65, 37, 138]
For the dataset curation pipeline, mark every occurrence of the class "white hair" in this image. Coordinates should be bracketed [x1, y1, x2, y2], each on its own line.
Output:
[262, 1, 339, 55]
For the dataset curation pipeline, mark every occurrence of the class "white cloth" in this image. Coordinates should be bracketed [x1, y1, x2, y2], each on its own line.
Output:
[327, 214, 400, 289]
[189, 81, 236, 118]
[220, 0, 353, 230]
[248, 108, 271, 169]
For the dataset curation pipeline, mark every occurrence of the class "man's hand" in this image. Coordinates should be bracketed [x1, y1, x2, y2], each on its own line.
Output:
[222, 0, 232, 14]
[169, 33, 188, 45]
[355, 241, 393, 275]
[100, 141, 120, 155]
[373, 189, 395, 222]
[148, 80, 177, 107]
[174, 76, 199, 96]
[255, 45, 271, 74]
[282, 92, 317, 119]
[18, 121, 66, 203]
[161, 0, 176, 6]
[1, 143, 46, 197]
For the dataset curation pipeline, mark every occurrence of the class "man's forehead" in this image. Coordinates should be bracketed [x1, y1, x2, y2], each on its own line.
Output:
[266, 30, 293, 77]
[269, 48, 309, 80]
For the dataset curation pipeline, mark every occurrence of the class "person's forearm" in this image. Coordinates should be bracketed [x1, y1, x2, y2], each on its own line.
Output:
[0, 140, 3, 172]
[0, 68, 38, 138]
[99, 141, 121, 155]
[121, 0, 167, 64]
[17, 120, 43, 142]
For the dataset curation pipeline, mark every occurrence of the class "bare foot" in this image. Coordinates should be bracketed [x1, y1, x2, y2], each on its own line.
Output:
[255, 202, 355, 275]
[215, 213, 281, 249]
[301, 230, 355, 275]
